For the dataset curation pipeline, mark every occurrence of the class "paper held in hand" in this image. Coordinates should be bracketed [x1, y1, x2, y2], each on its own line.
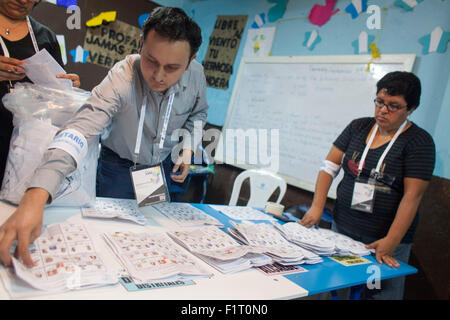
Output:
[22, 48, 72, 90]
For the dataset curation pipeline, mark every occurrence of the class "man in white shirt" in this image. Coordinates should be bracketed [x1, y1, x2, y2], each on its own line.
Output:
[0, 7, 209, 267]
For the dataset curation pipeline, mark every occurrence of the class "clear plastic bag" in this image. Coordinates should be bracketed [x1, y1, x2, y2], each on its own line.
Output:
[2, 82, 91, 127]
[0, 83, 97, 207]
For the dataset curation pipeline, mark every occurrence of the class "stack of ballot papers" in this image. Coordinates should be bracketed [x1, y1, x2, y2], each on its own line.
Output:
[152, 202, 223, 227]
[103, 231, 213, 283]
[209, 205, 276, 221]
[314, 228, 374, 256]
[4, 223, 117, 293]
[81, 198, 147, 225]
[229, 222, 322, 265]
[274, 223, 373, 256]
[167, 226, 272, 274]
[274, 222, 335, 256]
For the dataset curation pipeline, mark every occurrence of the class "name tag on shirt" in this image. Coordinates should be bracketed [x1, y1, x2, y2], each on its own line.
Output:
[130, 164, 170, 207]
[351, 179, 375, 213]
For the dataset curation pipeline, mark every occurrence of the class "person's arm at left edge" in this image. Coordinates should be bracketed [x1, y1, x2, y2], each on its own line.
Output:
[171, 63, 209, 183]
[365, 177, 429, 267]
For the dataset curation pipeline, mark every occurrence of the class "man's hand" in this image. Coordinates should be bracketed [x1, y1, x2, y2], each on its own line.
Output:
[56, 73, 81, 88]
[0, 188, 49, 267]
[171, 149, 192, 183]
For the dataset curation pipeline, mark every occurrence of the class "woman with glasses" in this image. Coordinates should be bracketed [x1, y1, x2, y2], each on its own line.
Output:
[0, 0, 80, 186]
[300, 71, 435, 299]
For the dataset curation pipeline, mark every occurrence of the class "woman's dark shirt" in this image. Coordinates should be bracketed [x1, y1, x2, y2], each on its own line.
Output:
[333, 117, 435, 243]
[0, 16, 63, 186]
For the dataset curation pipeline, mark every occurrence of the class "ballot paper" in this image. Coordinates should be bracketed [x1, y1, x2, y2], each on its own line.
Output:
[22, 48, 72, 90]
[274, 223, 373, 257]
[314, 228, 374, 256]
[152, 202, 223, 227]
[7, 223, 117, 293]
[167, 226, 271, 274]
[229, 221, 322, 265]
[81, 198, 147, 225]
[103, 231, 213, 283]
[274, 222, 336, 256]
[209, 205, 276, 221]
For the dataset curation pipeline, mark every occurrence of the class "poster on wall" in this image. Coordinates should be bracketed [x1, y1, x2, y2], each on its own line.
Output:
[83, 20, 141, 69]
[202, 15, 248, 90]
[243, 27, 276, 57]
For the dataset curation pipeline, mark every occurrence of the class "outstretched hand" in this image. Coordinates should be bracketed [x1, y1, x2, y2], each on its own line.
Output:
[0, 188, 49, 267]
[299, 206, 323, 228]
[56, 73, 81, 88]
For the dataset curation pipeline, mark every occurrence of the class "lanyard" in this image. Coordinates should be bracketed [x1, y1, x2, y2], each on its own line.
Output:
[358, 120, 407, 176]
[0, 16, 39, 57]
[133, 92, 175, 167]
[0, 16, 39, 91]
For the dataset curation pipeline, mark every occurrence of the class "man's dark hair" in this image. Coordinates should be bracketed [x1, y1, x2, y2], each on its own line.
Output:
[142, 7, 202, 59]
[376, 71, 421, 110]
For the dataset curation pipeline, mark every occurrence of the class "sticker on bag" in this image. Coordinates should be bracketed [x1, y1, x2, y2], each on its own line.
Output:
[48, 128, 88, 167]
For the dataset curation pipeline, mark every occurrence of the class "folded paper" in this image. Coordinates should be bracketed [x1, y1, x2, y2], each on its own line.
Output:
[419, 26, 450, 54]
[345, 0, 368, 19]
[303, 30, 321, 51]
[308, 0, 339, 27]
[394, 0, 423, 11]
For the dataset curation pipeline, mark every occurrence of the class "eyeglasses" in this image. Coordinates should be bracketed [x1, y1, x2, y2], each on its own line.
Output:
[374, 98, 407, 112]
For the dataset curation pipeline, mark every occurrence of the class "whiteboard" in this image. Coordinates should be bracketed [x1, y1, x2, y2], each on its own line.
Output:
[214, 54, 415, 199]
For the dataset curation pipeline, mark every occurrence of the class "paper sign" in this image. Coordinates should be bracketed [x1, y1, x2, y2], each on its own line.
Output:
[303, 29, 321, 50]
[251, 13, 266, 29]
[352, 31, 375, 54]
[345, 0, 368, 19]
[419, 26, 450, 54]
[202, 15, 248, 90]
[44, 0, 77, 8]
[119, 276, 195, 291]
[267, 0, 287, 22]
[330, 255, 371, 266]
[69, 45, 89, 63]
[257, 263, 308, 276]
[394, 0, 423, 11]
[83, 19, 141, 69]
[243, 27, 276, 57]
[56, 35, 67, 65]
[308, 0, 339, 27]
[138, 13, 150, 28]
[86, 11, 117, 27]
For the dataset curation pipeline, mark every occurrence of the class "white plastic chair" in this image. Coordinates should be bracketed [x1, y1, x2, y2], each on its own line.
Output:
[229, 169, 287, 208]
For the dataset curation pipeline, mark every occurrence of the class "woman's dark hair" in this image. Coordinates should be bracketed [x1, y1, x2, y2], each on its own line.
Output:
[376, 71, 421, 110]
[142, 7, 202, 59]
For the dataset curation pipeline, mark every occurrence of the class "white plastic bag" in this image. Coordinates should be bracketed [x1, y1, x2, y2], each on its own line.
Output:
[0, 83, 97, 207]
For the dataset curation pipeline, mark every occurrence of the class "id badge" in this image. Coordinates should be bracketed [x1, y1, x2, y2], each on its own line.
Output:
[130, 164, 170, 207]
[351, 175, 376, 213]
